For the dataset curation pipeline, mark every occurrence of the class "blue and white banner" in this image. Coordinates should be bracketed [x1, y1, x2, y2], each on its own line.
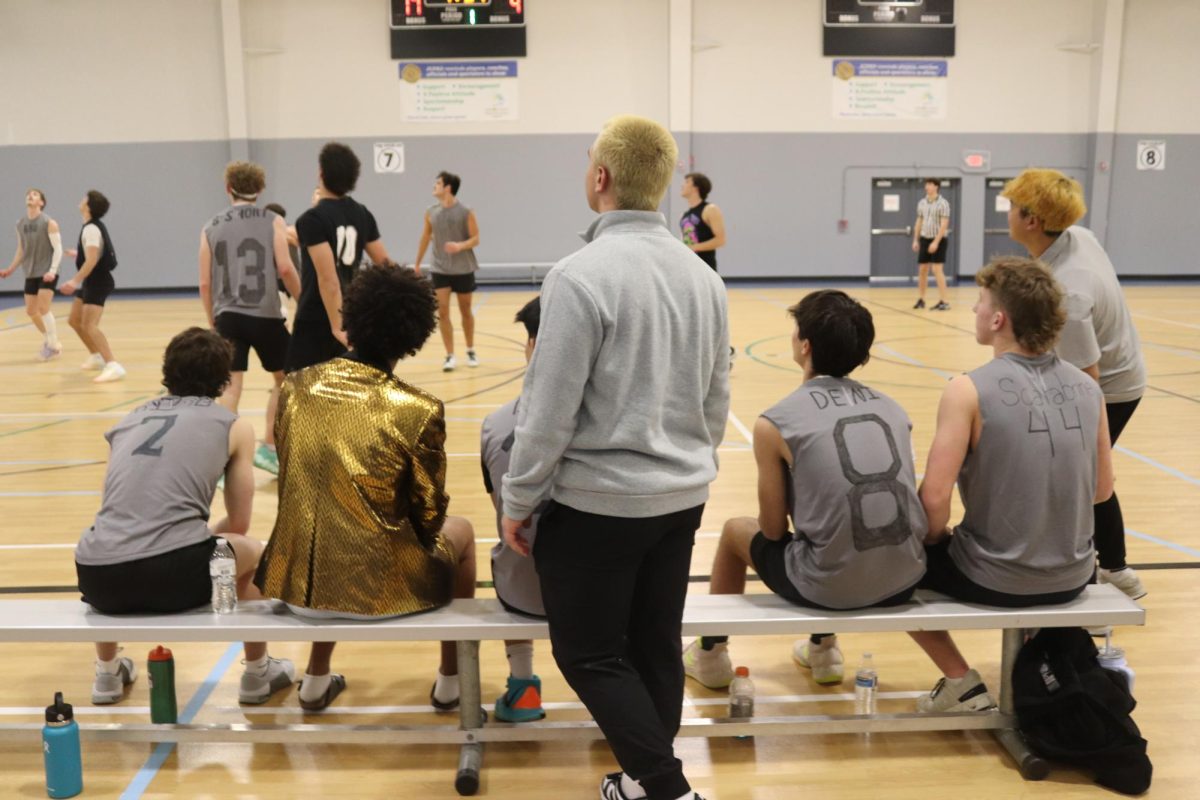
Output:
[398, 61, 519, 122]
[831, 59, 947, 119]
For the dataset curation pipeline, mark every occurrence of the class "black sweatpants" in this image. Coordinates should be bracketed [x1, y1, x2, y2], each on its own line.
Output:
[1096, 397, 1140, 570]
[534, 500, 703, 800]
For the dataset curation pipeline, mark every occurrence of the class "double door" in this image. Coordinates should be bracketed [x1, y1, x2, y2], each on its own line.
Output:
[870, 178, 959, 283]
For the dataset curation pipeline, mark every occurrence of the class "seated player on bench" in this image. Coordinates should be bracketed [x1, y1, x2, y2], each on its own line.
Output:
[481, 296, 548, 722]
[683, 290, 927, 689]
[75, 327, 294, 706]
[254, 264, 477, 712]
[908, 256, 1114, 712]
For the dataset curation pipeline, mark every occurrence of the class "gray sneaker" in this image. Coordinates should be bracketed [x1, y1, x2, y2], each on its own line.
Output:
[92, 657, 137, 705]
[239, 657, 297, 704]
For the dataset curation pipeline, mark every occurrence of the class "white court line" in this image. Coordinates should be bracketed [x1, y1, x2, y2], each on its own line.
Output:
[0, 459, 99, 466]
[1132, 312, 1200, 331]
[0, 543, 75, 550]
[0, 490, 100, 497]
[727, 411, 755, 445]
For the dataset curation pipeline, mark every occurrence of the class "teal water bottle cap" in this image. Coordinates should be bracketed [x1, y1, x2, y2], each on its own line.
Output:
[45, 692, 74, 723]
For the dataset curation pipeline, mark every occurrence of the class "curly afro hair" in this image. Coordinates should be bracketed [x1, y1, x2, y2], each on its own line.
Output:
[162, 327, 232, 398]
[342, 264, 437, 364]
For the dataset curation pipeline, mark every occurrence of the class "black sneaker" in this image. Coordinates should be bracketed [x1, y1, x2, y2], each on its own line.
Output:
[932, 301, 950, 311]
[913, 298, 926, 309]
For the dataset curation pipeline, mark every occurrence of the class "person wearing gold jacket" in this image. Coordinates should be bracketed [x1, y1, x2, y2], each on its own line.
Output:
[255, 264, 476, 711]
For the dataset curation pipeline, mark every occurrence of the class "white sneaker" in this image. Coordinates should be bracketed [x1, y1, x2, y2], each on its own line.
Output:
[682, 639, 733, 689]
[1098, 567, 1147, 600]
[793, 636, 845, 685]
[239, 657, 296, 704]
[442, 354, 457, 372]
[466, 349, 479, 368]
[92, 657, 137, 705]
[94, 361, 126, 383]
[80, 353, 105, 371]
[916, 668, 997, 713]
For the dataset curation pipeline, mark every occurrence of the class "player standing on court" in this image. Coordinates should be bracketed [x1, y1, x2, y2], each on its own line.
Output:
[2, 189, 64, 361]
[414, 171, 480, 372]
[199, 161, 301, 474]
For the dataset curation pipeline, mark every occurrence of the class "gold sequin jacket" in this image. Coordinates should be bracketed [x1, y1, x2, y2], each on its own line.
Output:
[254, 357, 455, 616]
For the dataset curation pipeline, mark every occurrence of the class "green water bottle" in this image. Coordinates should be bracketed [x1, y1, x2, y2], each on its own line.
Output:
[148, 646, 177, 724]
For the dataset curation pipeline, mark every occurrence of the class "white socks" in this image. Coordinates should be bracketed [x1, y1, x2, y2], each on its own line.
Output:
[505, 642, 534, 679]
[620, 774, 647, 799]
[244, 655, 270, 677]
[300, 672, 332, 703]
[433, 671, 460, 705]
[42, 313, 58, 347]
[96, 657, 121, 675]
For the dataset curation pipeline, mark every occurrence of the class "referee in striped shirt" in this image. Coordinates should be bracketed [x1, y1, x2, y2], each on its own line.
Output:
[912, 178, 951, 310]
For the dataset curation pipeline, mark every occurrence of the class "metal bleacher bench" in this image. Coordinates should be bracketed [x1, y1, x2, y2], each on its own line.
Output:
[0, 585, 1145, 795]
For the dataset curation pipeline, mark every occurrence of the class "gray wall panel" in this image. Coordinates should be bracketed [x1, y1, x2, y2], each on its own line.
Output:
[0, 141, 231, 289]
[2, 132, 1195, 290]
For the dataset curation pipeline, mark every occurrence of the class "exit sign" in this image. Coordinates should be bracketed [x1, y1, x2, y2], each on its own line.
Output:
[962, 150, 991, 172]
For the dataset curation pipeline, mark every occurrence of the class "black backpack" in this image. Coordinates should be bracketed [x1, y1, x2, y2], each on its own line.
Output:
[1012, 627, 1152, 795]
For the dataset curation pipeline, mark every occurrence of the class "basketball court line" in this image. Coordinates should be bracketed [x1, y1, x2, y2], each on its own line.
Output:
[1132, 312, 1200, 331]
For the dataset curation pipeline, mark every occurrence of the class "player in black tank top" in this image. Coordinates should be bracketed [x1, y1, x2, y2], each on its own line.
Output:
[679, 172, 726, 271]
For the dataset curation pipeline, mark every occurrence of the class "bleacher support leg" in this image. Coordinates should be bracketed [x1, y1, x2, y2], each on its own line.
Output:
[994, 627, 1050, 780]
[455, 639, 484, 796]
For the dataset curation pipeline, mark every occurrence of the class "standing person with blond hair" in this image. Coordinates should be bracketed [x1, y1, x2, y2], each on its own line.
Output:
[501, 115, 729, 800]
[1002, 168, 1147, 601]
[1, 189, 63, 360]
[199, 161, 302, 475]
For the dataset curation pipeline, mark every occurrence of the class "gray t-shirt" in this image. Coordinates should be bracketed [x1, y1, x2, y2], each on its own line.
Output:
[481, 398, 545, 617]
[762, 377, 927, 610]
[16, 214, 53, 279]
[203, 204, 284, 320]
[950, 353, 1101, 594]
[428, 201, 479, 275]
[1039, 226, 1145, 403]
[75, 396, 235, 566]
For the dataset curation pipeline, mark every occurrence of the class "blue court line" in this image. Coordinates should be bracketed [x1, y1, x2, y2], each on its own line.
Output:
[119, 642, 242, 800]
[1114, 445, 1200, 488]
[1126, 528, 1200, 560]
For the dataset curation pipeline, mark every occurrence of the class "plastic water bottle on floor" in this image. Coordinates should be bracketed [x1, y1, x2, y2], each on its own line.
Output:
[1097, 632, 1136, 697]
[210, 538, 238, 614]
[854, 653, 878, 715]
[729, 666, 755, 721]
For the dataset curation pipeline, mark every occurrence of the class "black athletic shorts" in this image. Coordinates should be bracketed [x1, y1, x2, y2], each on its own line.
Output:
[431, 271, 477, 294]
[750, 531, 917, 610]
[920, 538, 1089, 607]
[285, 317, 346, 373]
[24, 275, 57, 295]
[216, 311, 291, 372]
[80, 269, 115, 307]
[917, 236, 948, 264]
[76, 537, 219, 614]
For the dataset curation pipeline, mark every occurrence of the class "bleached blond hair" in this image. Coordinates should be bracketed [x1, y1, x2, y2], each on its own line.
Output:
[1001, 169, 1087, 233]
[592, 115, 678, 211]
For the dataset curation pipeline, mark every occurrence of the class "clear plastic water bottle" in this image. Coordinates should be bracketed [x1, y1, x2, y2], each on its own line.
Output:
[854, 653, 878, 715]
[210, 538, 238, 614]
[729, 665, 755, 720]
[1097, 640, 1136, 697]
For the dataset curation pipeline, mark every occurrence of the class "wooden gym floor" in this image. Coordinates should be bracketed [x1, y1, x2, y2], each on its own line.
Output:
[0, 280, 1195, 798]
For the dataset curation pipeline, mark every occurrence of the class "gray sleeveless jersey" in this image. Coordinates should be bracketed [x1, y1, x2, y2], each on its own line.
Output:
[75, 396, 235, 566]
[15, 214, 53, 278]
[951, 353, 1101, 594]
[762, 377, 926, 609]
[481, 397, 545, 616]
[204, 204, 283, 319]
[428, 202, 479, 275]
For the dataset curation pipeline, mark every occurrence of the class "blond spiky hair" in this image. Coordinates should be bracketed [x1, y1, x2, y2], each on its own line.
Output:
[224, 161, 266, 199]
[592, 115, 678, 211]
[1001, 169, 1087, 233]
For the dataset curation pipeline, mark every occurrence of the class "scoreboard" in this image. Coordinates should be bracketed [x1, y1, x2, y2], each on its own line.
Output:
[391, 0, 524, 29]
[390, 0, 527, 58]
[824, 1, 955, 57]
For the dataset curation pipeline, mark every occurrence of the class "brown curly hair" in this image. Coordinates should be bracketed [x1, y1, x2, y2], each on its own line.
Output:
[976, 256, 1066, 353]
[342, 264, 437, 365]
[224, 161, 266, 199]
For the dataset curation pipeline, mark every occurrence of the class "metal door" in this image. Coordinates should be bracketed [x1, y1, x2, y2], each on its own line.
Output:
[982, 178, 1022, 268]
[870, 178, 959, 283]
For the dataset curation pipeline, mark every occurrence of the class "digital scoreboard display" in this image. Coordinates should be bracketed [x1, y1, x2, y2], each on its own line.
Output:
[391, 0, 525, 29]
[824, 0, 955, 56]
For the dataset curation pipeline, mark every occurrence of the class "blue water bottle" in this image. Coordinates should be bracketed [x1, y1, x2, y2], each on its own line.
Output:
[42, 691, 82, 798]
